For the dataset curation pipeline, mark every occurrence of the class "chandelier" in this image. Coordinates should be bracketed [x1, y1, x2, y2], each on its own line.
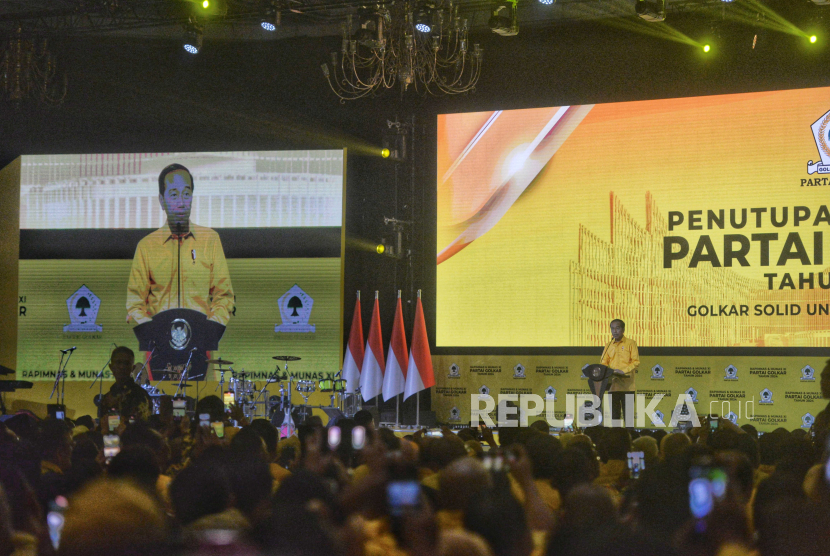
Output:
[0, 28, 67, 105]
[322, 1, 483, 101]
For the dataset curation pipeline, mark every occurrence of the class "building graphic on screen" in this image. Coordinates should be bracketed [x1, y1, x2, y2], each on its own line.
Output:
[569, 192, 830, 348]
[19, 152, 343, 230]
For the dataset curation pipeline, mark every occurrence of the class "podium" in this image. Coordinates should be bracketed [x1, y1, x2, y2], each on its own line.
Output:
[581, 364, 615, 412]
[132, 309, 226, 381]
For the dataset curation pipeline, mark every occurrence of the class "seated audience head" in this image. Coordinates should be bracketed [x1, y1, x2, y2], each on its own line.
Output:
[194, 395, 225, 423]
[169, 460, 231, 526]
[464, 489, 532, 556]
[249, 418, 279, 461]
[57, 479, 166, 556]
[107, 446, 161, 493]
[659, 432, 690, 462]
[439, 457, 492, 511]
[38, 419, 74, 472]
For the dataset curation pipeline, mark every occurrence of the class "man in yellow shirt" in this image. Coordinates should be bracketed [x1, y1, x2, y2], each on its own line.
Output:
[126, 164, 234, 326]
[600, 319, 639, 425]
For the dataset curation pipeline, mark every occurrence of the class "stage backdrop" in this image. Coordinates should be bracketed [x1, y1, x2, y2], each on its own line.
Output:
[435, 87, 830, 430]
[5, 151, 345, 417]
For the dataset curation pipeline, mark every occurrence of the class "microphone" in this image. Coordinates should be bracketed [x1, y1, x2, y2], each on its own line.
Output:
[190, 347, 198, 352]
[60, 346, 77, 353]
[191, 249, 197, 264]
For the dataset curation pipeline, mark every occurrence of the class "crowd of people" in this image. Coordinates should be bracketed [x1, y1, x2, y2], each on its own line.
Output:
[2, 392, 830, 556]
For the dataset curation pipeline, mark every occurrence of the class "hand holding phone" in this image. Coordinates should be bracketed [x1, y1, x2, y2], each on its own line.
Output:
[103, 434, 121, 460]
[173, 398, 186, 420]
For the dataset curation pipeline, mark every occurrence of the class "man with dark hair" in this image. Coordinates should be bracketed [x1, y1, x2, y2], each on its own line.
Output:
[99, 346, 152, 423]
[600, 318, 639, 424]
[126, 164, 233, 327]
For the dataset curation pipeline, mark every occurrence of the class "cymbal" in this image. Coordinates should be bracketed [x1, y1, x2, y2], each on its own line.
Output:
[149, 369, 179, 375]
[207, 358, 234, 365]
[272, 355, 301, 362]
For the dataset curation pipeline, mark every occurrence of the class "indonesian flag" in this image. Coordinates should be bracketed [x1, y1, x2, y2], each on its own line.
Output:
[405, 291, 435, 400]
[382, 293, 408, 401]
[359, 292, 385, 402]
[342, 292, 364, 394]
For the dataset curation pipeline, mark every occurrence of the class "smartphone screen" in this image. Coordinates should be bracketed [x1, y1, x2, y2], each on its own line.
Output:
[328, 426, 341, 450]
[689, 466, 727, 519]
[352, 426, 366, 450]
[107, 414, 120, 432]
[627, 451, 645, 479]
[211, 421, 224, 438]
[709, 414, 719, 431]
[387, 481, 421, 517]
[199, 413, 210, 428]
[223, 391, 234, 411]
[103, 434, 120, 460]
[173, 398, 186, 420]
[55, 410, 65, 420]
[46, 496, 68, 549]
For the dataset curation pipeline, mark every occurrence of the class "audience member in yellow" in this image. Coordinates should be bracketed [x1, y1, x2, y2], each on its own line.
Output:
[127, 164, 233, 326]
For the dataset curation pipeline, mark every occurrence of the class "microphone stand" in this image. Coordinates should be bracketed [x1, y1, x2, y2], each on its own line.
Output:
[174, 349, 197, 397]
[50, 349, 74, 406]
[49, 351, 66, 401]
[134, 344, 157, 386]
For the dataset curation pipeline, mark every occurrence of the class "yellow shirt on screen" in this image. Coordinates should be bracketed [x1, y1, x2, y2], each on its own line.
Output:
[601, 335, 639, 392]
[126, 221, 234, 325]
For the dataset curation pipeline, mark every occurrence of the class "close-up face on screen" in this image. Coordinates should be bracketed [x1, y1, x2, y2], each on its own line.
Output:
[437, 87, 830, 349]
[17, 150, 344, 383]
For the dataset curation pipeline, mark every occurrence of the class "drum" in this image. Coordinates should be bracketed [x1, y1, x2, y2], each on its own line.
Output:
[296, 380, 316, 394]
[343, 392, 362, 418]
[319, 379, 335, 392]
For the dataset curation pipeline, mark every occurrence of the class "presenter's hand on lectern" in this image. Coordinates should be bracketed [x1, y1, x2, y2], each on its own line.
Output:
[613, 369, 627, 377]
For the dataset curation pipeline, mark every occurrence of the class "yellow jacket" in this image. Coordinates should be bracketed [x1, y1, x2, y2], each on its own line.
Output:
[601, 335, 639, 392]
[127, 222, 234, 325]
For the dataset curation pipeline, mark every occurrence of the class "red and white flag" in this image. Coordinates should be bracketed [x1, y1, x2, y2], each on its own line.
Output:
[360, 291, 385, 401]
[342, 291, 364, 394]
[405, 290, 435, 400]
[382, 292, 408, 401]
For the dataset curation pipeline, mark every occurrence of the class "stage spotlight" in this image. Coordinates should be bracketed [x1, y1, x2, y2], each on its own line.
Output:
[489, 1, 518, 36]
[261, 19, 276, 31]
[703, 44, 710, 53]
[381, 148, 390, 158]
[184, 27, 203, 54]
[376, 244, 386, 254]
[538, 0, 555, 5]
[202, 0, 209, 8]
[810, 35, 818, 44]
[635, 0, 666, 22]
[414, 3, 434, 33]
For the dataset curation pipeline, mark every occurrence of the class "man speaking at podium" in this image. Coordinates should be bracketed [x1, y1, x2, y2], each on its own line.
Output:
[126, 164, 234, 326]
[126, 164, 234, 378]
[600, 319, 640, 424]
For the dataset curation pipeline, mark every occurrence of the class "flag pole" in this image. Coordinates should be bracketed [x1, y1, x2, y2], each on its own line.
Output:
[375, 290, 380, 417]
[396, 289, 402, 427]
[416, 288, 423, 428]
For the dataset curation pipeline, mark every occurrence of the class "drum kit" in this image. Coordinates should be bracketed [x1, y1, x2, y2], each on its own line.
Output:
[137, 354, 362, 435]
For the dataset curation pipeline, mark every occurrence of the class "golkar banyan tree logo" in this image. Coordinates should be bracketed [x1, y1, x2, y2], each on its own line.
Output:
[808, 110, 830, 175]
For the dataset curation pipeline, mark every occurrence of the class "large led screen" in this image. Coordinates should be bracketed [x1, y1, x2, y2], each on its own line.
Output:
[18, 151, 344, 381]
[437, 88, 830, 348]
